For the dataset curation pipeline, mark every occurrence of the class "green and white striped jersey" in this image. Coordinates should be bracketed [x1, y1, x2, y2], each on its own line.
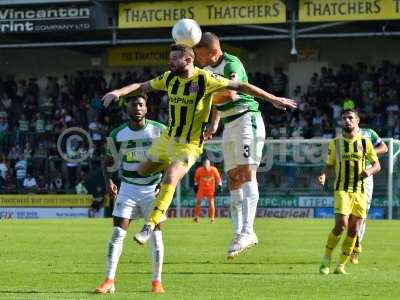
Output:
[106, 120, 166, 186]
[360, 128, 383, 166]
[204, 52, 259, 123]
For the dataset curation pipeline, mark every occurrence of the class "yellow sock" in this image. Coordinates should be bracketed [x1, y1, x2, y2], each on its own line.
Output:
[147, 184, 176, 229]
[324, 232, 341, 258]
[338, 235, 357, 265]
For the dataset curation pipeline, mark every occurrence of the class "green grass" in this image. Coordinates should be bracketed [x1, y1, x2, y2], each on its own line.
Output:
[1, 218, 400, 299]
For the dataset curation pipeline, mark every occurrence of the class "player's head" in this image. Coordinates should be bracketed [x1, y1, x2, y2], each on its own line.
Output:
[127, 94, 147, 122]
[195, 32, 222, 67]
[202, 158, 211, 169]
[169, 44, 195, 75]
[341, 109, 360, 133]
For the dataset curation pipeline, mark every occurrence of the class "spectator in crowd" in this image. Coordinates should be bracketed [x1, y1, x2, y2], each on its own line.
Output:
[36, 175, 48, 194]
[35, 112, 45, 139]
[33, 142, 48, 173]
[15, 155, 27, 189]
[0, 113, 8, 153]
[65, 142, 80, 188]
[75, 174, 89, 195]
[2, 171, 17, 193]
[17, 113, 29, 146]
[23, 172, 38, 193]
[7, 145, 21, 166]
[0, 155, 8, 180]
[89, 117, 104, 155]
[271, 66, 288, 97]
[47, 172, 64, 193]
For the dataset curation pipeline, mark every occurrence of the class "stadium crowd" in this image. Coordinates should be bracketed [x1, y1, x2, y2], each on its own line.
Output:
[0, 60, 399, 194]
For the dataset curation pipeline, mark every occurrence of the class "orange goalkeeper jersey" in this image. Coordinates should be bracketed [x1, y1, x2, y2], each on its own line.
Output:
[194, 166, 222, 194]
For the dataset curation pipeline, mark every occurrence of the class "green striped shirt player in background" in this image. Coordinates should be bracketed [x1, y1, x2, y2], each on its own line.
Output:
[95, 95, 167, 294]
[196, 33, 294, 258]
[350, 128, 388, 264]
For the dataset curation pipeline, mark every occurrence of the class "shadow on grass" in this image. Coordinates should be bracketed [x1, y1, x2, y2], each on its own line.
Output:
[79, 260, 319, 267]
[50, 270, 317, 276]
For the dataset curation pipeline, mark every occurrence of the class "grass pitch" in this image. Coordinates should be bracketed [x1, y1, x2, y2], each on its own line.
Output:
[1, 218, 400, 299]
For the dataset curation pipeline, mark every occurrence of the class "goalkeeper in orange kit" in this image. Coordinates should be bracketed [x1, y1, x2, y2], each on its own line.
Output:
[193, 158, 222, 223]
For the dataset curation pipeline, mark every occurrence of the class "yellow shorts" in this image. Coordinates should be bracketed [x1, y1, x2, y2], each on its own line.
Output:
[334, 191, 367, 218]
[147, 133, 202, 169]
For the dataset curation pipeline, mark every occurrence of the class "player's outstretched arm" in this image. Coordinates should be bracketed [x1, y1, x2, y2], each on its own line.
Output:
[102, 81, 152, 107]
[227, 81, 297, 110]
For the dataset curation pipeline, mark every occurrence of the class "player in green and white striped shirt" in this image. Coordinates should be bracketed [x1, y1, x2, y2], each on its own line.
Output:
[350, 128, 388, 264]
[196, 33, 293, 258]
[95, 95, 167, 294]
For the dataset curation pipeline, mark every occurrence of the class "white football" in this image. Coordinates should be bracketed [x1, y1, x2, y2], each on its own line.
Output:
[171, 18, 202, 47]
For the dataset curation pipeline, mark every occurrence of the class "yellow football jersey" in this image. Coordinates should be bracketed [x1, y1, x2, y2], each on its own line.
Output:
[150, 67, 230, 145]
[327, 134, 378, 194]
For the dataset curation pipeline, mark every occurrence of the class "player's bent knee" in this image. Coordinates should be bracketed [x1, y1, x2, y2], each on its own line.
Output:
[334, 223, 346, 234]
[230, 194, 243, 207]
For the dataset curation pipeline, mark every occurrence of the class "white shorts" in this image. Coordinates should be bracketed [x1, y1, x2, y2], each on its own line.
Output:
[112, 182, 157, 221]
[365, 175, 373, 212]
[222, 112, 266, 172]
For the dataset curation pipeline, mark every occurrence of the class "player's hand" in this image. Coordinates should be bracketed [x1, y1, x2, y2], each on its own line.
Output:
[217, 184, 223, 193]
[106, 181, 118, 200]
[318, 174, 326, 186]
[102, 91, 119, 108]
[361, 169, 371, 179]
[203, 126, 217, 141]
[273, 97, 297, 110]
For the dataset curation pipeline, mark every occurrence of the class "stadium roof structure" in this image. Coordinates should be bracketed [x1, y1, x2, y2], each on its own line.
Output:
[0, 0, 400, 53]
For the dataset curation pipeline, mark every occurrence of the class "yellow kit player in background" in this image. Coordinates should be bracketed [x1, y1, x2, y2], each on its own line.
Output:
[318, 109, 381, 275]
[102, 44, 297, 244]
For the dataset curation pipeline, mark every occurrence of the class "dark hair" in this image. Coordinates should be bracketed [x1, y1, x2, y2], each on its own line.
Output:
[342, 109, 359, 116]
[202, 158, 210, 164]
[195, 32, 220, 49]
[129, 94, 147, 103]
[170, 44, 195, 59]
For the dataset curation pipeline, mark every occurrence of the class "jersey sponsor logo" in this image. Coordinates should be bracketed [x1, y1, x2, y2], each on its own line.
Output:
[170, 95, 194, 105]
[342, 153, 362, 161]
[125, 149, 147, 162]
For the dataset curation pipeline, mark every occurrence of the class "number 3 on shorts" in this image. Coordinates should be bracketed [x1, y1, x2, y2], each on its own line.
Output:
[243, 145, 250, 158]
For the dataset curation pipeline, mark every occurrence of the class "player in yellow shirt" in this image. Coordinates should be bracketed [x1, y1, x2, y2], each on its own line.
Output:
[102, 44, 297, 244]
[318, 109, 381, 275]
